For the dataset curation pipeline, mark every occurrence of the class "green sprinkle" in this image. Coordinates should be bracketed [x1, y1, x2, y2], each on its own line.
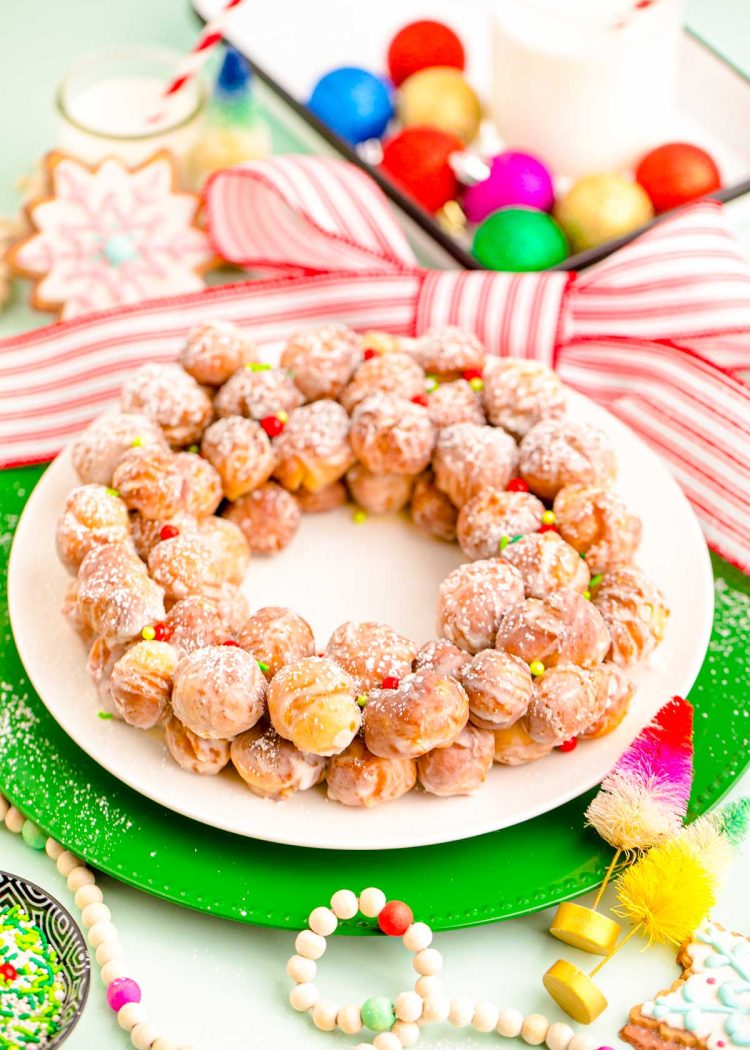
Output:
[509, 534, 523, 545]
[498, 535, 510, 551]
[580, 551, 587, 559]
[425, 375, 439, 392]
[187, 443, 200, 454]
[105, 487, 119, 498]
[257, 660, 269, 674]
[590, 573, 603, 589]
[97, 711, 113, 720]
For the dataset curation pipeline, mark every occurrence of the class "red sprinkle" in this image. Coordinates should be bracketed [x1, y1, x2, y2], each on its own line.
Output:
[506, 478, 529, 493]
[0, 963, 17, 982]
[378, 900, 414, 936]
[707, 978, 716, 985]
[558, 738, 578, 753]
[153, 622, 172, 642]
[381, 676, 400, 690]
[363, 348, 378, 361]
[411, 394, 429, 407]
[159, 524, 180, 541]
[462, 368, 483, 382]
[222, 639, 240, 647]
[260, 415, 284, 438]
[538, 523, 559, 534]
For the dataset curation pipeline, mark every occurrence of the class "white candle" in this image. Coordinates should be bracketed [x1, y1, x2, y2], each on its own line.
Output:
[491, 0, 684, 176]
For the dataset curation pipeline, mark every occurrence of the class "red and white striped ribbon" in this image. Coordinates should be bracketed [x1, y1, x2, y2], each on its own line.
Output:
[2, 155, 750, 572]
[160, 0, 246, 101]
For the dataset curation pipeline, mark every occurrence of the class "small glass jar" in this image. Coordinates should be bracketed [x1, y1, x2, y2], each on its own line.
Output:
[56, 46, 206, 174]
[491, 0, 684, 176]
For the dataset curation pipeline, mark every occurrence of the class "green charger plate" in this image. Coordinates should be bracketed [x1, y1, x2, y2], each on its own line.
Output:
[2, 464, 749, 934]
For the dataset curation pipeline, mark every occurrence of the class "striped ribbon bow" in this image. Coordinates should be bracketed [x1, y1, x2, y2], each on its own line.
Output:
[2, 156, 750, 571]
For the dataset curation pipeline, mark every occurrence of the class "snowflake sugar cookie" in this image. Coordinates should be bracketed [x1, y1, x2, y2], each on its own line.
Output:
[8, 151, 214, 320]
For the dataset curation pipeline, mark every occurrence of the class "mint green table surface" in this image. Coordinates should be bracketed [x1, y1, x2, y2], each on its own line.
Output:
[2, 3, 750, 1049]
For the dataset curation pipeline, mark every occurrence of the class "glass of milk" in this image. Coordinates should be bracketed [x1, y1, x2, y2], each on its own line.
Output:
[491, 0, 684, 177]
[57, 47, 206, 174]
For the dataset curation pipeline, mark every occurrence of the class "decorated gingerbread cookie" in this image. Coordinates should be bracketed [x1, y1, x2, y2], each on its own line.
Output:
[8, 150, 214, 320]
[621, 921, 750, 1050]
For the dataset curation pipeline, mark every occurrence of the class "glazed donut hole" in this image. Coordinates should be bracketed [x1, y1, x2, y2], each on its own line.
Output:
[56, 484, 131, 573]
[482, 357, 566, 438]
[362, 670, 469, 760]
[175, 451, 223, 518]
[119, 362, 213, 447]
[408, 325, 487, 378]
[495, 588, 611, 670]
[266, 656, 361, 757]
[433, 422, 517, 508]
[237, 606, 316, 680]
[580, 663, 635, 739]
[179, 319, 257, 387]
[350, 392, 436, 476]
[129, 513, 197, 563]
[163, 595, 237, 655]
[417, 723, 495, 797]
[76, 543, 165, 647]
[171, 644, 267, 740]
[213, 364, 304, 421]
[147, 533, 224, 603]
[593, 566, 669, 666]
[426, 378, 486, 429]
[339, 350, 426, 413]
[164, 713, 232, 775]
[223, 482, 301, 555]
[346, 463, 414, 515]
[525, 664, 607, 746]
[492, 720, 554, 766]
[280, 323, 364, 401]
[326, 735, 417, 807]
[518, 419, 617, 500]
[410, 472, 458, 543]
[71, 410, 167, 487]
[231, 722, 326, 799]
[112, 445, 185, 521]
[295, 480, 347, 514]
[437, 559, 525, 654]
[272, 399, 355, 493]
[500, 530, 590, 599]
[553, 484, 643, 575]
[201, 415, 275, 501]
[325, 621, 418, 693]
[413, 638, 471, 679]
[457, 488, 545, 562]
[461, 650, 533, 731]
[109, 640, 179, 730]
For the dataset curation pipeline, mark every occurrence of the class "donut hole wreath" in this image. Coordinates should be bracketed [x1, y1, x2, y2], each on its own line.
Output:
[61, 320, 669, 808]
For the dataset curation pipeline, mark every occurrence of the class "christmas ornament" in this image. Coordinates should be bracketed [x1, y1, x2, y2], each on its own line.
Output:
[7, 151, 213, 320]
[463, 151, 555, 224]
[554, 174, 654, 253]
[635, 142, 721, 213]
[308, 67, 394, 145]
[472, 207, 568, 271]
[398, 67, 481, 145]
[381, 127, 464, 212]
[550, 697, 694, 956]
[387, 19, 465, 87]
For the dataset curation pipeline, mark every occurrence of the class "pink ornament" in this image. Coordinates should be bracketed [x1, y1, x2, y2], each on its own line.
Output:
[106, 977, 142, 1012]
[463, 152, 554, 223]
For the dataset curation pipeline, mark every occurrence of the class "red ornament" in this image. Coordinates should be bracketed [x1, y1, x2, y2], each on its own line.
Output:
[363, 348, 378, 361]
[222, 639, 240, 647]
[378, 899, 414, 936]
[506, 478, 529, 493]
[159, 524, 179, 541]
[538, 523, 559, 534]
[153, 622, 172, 642]
[635, 142, 720, 213]
[387, 20, 465, 87]
[260, 415, 285, 438]
[462, 368, 483, 382]
[381, 676, 400, 690]
[0, 963, 17, 981]
[558, 737, 578, 753]
[411, 394, 429, 407]
[381, 127, 464, 213]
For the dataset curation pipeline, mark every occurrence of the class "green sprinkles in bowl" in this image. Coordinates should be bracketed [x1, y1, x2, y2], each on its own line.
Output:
[0, 903, 65, 1048]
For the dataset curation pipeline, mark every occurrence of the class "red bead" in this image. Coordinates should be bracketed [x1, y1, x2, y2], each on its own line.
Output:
[558, 737, 578, 753]
[159, 524, 179, 541]
[153, 622, 172, 642]
[538, 523, 559, 534]
[387, 20, 465, 87]
[381, 676, 400, 690]
[411, 394, 429, 407]
[222, 639, 240, 647]
[381, 127, 464, 213]
[0, 963, 17, 981]
[378, 900, 414, 936]
[260, 415, 284, 438]
[363, 348, 378, 361]
[506, 478, 529, 493]
[636, 142, 720, 213]
[462, 368, 483, 382]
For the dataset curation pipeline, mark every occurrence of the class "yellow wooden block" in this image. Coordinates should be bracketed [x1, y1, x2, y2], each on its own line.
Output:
[549, 902, 622, 955]
[543, 959, 608, 1025]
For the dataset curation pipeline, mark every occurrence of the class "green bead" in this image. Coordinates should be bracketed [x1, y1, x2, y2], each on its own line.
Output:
[361, 995, 395, 1032]
[21, 820, 46, 851]
[472, 207, 569, 271]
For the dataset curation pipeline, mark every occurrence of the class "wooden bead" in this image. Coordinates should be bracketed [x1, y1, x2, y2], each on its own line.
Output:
[421, 991, 449, 1024]
[88, 921, 118, 949]
[131, 1022, 159, 1050]
[392, 1021, 420, 1047]
[402, 922, 432, 953]
[295, 929, 326, 960]
[359, 887, 386, 917]
[549, 902, 621, 956]
[289, 983, 319, 1012]
[0, 796, 8, 820]
[413, 948, 442, 976]
[81, 902, 112, 929]
[312, 1000, 339, 1031]
[75, 884, 104, 910]
[286, 955, 317, 983]
[497, 1007, 524, 1037]
[568, 1036, 596, 1050]
[395, 991, 423, 1023]
[56, 851, 82, 877]
[309, 906, 338, 937]
[101, 960, 130, 986]
[118, 1003, 147, 1031]
[522, 1013, 550, 1044]
[330, 889, 359, 920]
[373, 1034, 402, 1050]
[96, 941, 125, 966]
[449, 995, 475, 1027]
[4, 807, 24, 834]
[543, 960, 607, 1025]
[68, 867, 96, 892]
[337, 1004, 362, 1035]
[473, 1001, 499, 1033]
[45, 839, 64, 860]
[415, 975, 443, 998]
[546, 1021, 575, 1050]
[152, 1040, 180, 1050]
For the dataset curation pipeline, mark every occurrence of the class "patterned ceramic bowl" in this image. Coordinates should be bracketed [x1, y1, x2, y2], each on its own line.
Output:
[0, 870, 90, 1048]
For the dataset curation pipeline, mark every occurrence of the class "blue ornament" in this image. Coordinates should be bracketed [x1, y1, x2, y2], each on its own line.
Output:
[103, 234, 138, 267]
[217, 47, 252, 98]
[307, 66, 394, 145]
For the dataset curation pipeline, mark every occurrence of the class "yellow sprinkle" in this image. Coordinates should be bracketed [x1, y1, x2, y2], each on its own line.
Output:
[105, 487, 119, 498]
[352, 509, 368, 525]
[131, 436, 144, 447]
[542, 510, 557, 525]
[425, 376, 439, 392]
[276, 410, 289, 424]
[356, 694, 368, 707]
[469, 377, 484, 392]
[530, 660, 545, 677]
[141, 625, 155, 641]
[583, 590, 591, 601]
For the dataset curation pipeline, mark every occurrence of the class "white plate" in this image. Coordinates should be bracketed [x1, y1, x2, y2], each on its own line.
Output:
[8, 390, 713, 850]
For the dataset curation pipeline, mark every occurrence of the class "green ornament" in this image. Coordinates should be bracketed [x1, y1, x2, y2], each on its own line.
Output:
[361, 996, 395, 1032]
[21, 819, 46, 851]
[472, 207, 569, 272]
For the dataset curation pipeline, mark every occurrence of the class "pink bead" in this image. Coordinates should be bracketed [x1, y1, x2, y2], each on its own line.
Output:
[106, 977, 142, 1012]
[463, 152, 554, 223]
